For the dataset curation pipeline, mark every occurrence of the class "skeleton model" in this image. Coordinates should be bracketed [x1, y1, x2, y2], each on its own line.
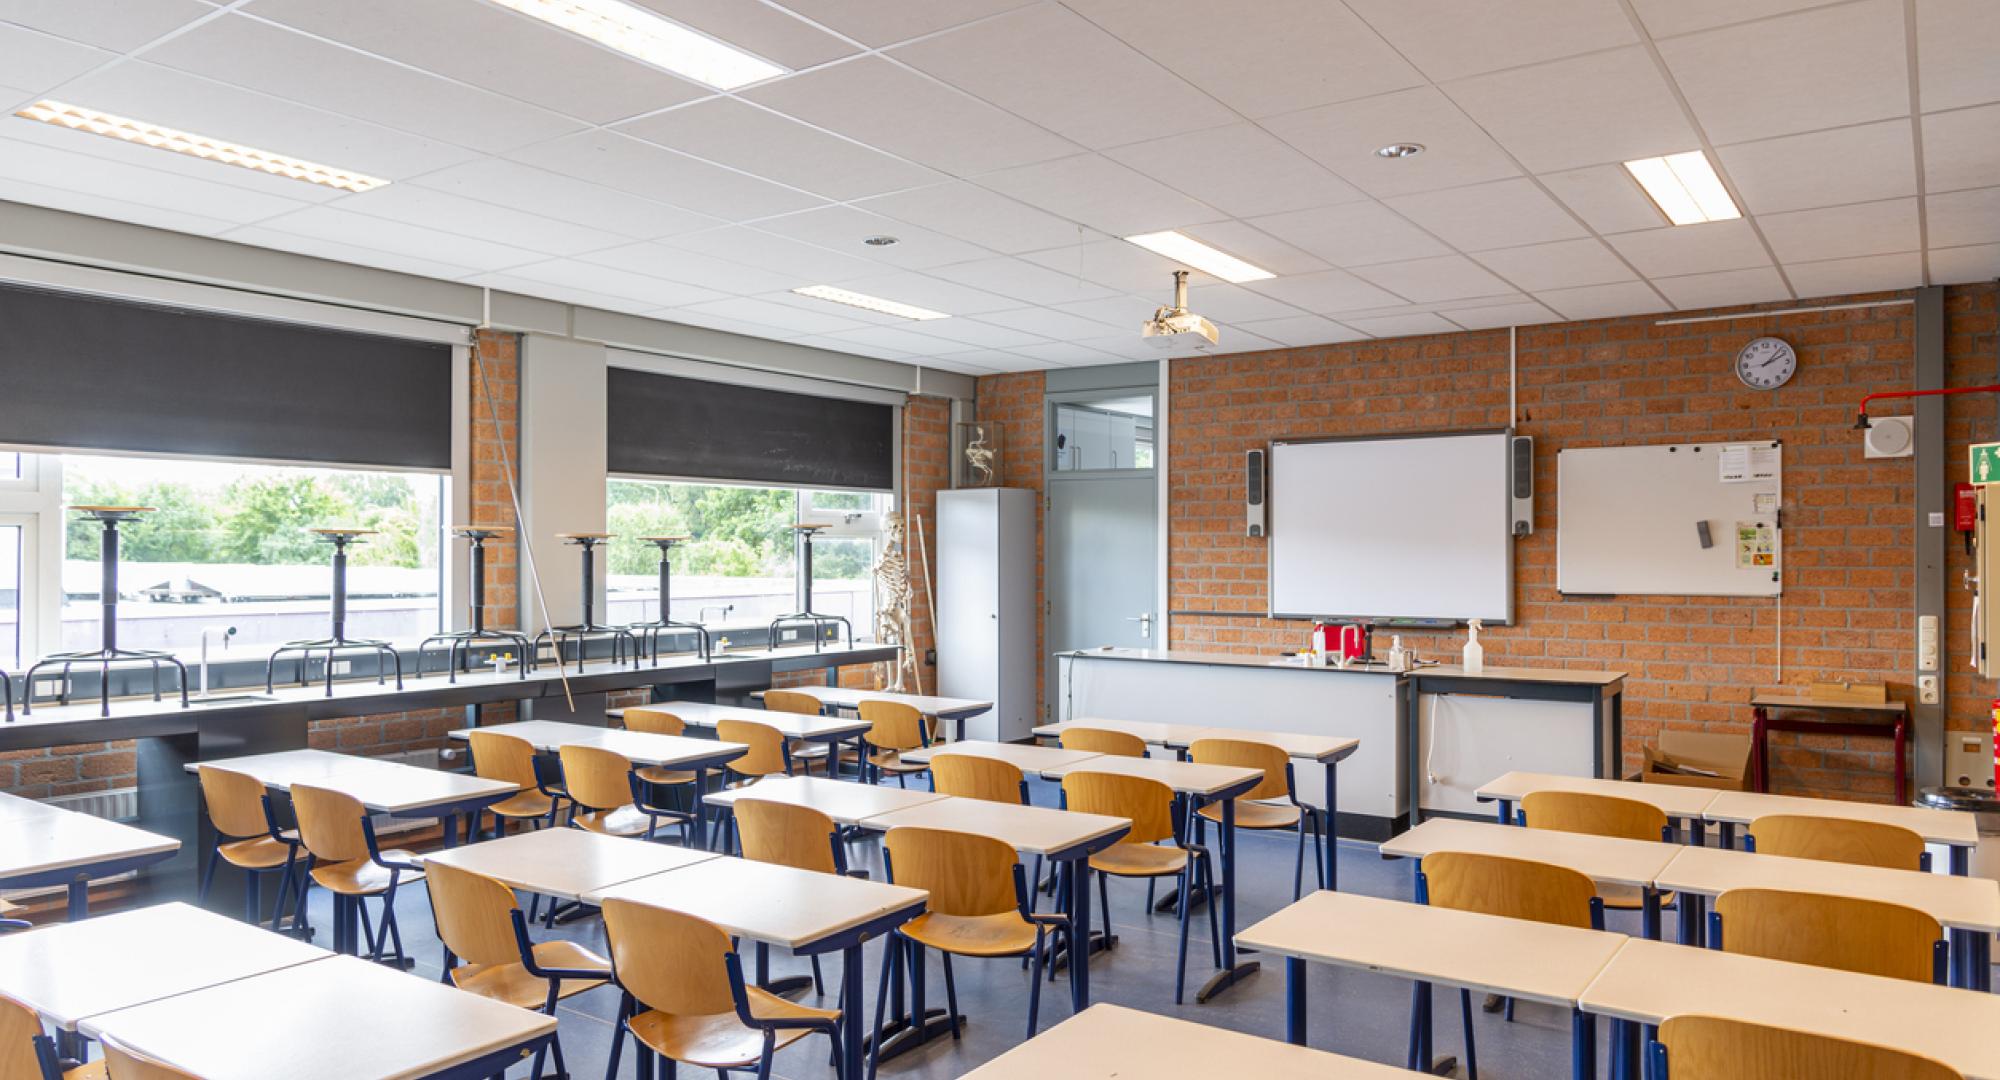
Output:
[872, 511, 920, 692]
[964, 425, 998, 487]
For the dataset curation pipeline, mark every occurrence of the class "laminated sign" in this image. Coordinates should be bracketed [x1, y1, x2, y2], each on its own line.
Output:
[1973, 443, 2000, 486]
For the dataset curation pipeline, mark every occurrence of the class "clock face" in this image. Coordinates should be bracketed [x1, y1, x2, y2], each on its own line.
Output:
[1736, 336, 1796, 390]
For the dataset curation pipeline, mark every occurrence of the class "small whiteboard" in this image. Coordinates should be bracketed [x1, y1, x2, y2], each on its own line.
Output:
[1556, 441, 1781, 597]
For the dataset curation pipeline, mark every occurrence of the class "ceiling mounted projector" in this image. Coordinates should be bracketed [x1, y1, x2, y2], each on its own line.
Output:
[1142, 270, 1218, 350]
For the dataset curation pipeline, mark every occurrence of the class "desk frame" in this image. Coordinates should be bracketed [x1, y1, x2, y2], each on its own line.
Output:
[1406, 673, 1623, 826]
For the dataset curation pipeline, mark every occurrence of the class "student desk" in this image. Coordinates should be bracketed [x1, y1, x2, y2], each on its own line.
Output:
[611, 700, 872, 767]
[0, 810, 179, 919]
[1036, 754, 1265, 1003]
[1475, 771, 1718, 842]
[754, 686, 994, 742]
[419, 827, 718, 903]
[1238, 890, 1623, 1080]
[590, 855, 927, 1080]
[958, 1002, 1420, 1079]
[81, 953, 556, 1080]
[901, 738, 1104, 775]
[1653, 843, 2000, 988]
[1702, 789, 1980, 874]
[189, 748, 519, 846]
[1580, 937, 2000, 1080]
[0, 791, 64, 824]
[1380, 819, 1680, 938]
[702, 774, 947, 828]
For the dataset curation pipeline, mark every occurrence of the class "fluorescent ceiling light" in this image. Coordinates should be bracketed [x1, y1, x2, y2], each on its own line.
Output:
[483, 0, 785, 90]
[793, 285, 948, 321]
[13, 100, 388, 193]
[1623, 151, 1740, 226]
[1123, 231, 1274, 284]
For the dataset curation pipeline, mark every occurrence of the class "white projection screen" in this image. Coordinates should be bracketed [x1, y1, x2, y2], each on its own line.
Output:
[1267, 431, 1513, 624]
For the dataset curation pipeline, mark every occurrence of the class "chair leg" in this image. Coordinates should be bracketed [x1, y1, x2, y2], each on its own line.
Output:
[1293, 820, 1307, 900]
[1026, 934, 1046, 1037]
[198, 841, 221, 905]
[1460, 987, 1479, 1080]
[756, 1032, 777, 1080]
[941, 953, 962, 1039]
[867, 936, 897, 1080]
[1313, 810, 1328, 890]
[1029, 855, 1044, 914]
[605, 994, 631, 1080]
[810, 954, 825, 997]
[1174, 866, 1193, 1005]
[1098, 869, 1113, 948]
[1201, 856, 1222, 969]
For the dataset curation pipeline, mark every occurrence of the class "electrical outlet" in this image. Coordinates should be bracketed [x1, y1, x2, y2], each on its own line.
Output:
[1918, 674, 1940, 705]
[1918, 615, 1940, 671]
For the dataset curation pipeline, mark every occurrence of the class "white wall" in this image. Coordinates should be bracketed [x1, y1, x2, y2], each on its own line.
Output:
[519, 334, 609, 634]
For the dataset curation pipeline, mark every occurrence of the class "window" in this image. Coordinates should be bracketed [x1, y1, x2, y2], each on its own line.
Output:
[605, 479, 883, 640]
[58, 455, 445, 654]
[1053, 393, 1155, 472]
[0, 522, 20, 669]
[0, 453, 19, 483]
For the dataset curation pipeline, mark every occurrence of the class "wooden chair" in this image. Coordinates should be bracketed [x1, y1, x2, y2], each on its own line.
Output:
[1416, 851, 1604, 1079]
[289, 783, 425, 963]
[1188, 738, 1324, 900]
[1060, 770, 1218, 1003]
[763, 689, 834, 777]
[195, 765, 302, 931]
[1708, 887, 1947, 983]
[930, 754, 1030, 805]
[1746, 814, 1929, 871]
[1058, 727, 1147, 758]
[1521, 790, 1676, 912]
[854, 700, 932, 787]
[733, 797, 861, 999]
[601, 899, 841, 1080]
[466, 729, 565, 838]
[425, 861, 610, 1080]
[872, 827, 1060, 1076]
[557, 744, 684, 843]
[716, 718, 797, 787]
[619, 708, 703, 829]
[2, 993, 103, 1080]
[97, 1037, 200, 1080]
[1648, 1015, 1963, 1079]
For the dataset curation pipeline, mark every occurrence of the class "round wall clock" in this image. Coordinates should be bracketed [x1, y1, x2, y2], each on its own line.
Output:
[1735, 336, 1797, 390]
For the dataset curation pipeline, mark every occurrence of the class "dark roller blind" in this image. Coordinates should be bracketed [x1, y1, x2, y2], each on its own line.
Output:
[607, 367, 896, 491]
[0, 282, 453, 470]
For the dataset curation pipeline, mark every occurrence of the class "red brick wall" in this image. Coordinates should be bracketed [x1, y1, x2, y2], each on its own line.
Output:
[0, 741, 137, 798]
[975, 373, 1049, 709]
[901, 394, 953, 694]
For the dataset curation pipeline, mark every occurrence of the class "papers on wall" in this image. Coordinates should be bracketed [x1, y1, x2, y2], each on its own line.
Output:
[1720, 443, 1780, 484]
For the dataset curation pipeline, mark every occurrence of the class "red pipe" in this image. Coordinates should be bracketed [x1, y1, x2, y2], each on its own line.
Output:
[1855, 384, 2000, 428]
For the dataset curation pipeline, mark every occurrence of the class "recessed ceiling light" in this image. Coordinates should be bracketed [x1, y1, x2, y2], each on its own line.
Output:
[481, 0, 785, 90]
[1123, 231, 1274, 284]
[862, 235, 900, 247]
[13, 99, 388, 193]
[1375, 143, 1425, 158]
[1623, 150, 1740, 226]
[793, 285, 948, 321]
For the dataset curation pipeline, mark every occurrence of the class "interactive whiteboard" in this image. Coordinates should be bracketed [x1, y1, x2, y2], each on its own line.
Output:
[1268, 431, 1513, 624]
[1556, 440, 1782, 597]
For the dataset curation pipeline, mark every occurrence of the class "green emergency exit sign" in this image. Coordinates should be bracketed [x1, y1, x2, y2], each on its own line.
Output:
[1974, 442, 2000, 485]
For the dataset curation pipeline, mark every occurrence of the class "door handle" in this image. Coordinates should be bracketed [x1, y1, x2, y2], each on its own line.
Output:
[1126, 613, 1153, 639]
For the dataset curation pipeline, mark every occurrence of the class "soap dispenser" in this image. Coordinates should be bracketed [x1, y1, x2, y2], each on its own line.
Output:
[1461, 619, 1484, 676]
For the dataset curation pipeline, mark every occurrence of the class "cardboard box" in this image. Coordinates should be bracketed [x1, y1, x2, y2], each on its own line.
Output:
[1634, 730, 1752, 791]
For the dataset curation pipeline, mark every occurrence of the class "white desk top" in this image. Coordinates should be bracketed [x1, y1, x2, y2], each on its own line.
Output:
[1037, 754, 1263, 799]
[701, 775, 948, 826]
[1032, 717, 1188, 746]
[590, 855, 926, 950]
[0, 811, 179, 883]
[901, 739, 1103, 772]
[189, 749, 518, 815]
[448, 720, 748, 770]
[82, 954, 557, 1080]
[615, 701, 870, 741]
[1379, 819, 1680, 889]
[1580, 938, 2000, 1080]
[1237, 891, 1624, 1008]
[0, 902, 328, 1030]
[958, 1004, 1417, 1079]
[1655, 844, 2000, 932]
[1413, 664, 1625, 687]
[864, 797, 1130, 857]
[757, 685, 993, 718]
[1476, 771, 1720, 818]
[1032, 718, 1361, 762]
[1704, 790, 1980, 847]
[0, 792, 63, 825]
[420, 827, 719, 904]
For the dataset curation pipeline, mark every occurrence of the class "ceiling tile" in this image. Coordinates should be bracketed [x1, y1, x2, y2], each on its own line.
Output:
[464, 272, 660, 315]
[1232, 315, 1369, 347]
[1176, 221, 1332, 276]
[1921, 104, 2000, 195]
[896, 316, 1048, 350]
[616, 97, 941, 202]
[664, 226, 878, 282]
[1606, 220, 1772, 276]
[409, 159, 720, 239]
[1263, 87, 1521, 199]
[1241, 269, 1405, 314]
[892, 4, 1235, 150]
[575, 241, 804, 294]
[250, 205, 546, 272]
[1717, 120, 1917, 213]
[1928, 242, 2000, 285]
[1350, 254, 1515, 303]
[629, 0, 857, 69]
[1065, 0, 1422, 118]
[1341, 312, 1460, 338]
[678, 295, 867, 335]
[1444, 47, 1697, 174]
[823, 324, 974, 356]
[1385, 178, 1589, 251]
[1440, 300, 1562, 330]
[1245, 201, 1451, 268]
[0, 0, 213, 51]
[932, 254, 1123, 305]
[1006, 340, 1127, 365]
[141, 14, 586, 155]
[768, 0, 1035, 49]
[1533, 280, 1671, 321]
[857, 182, 1099, 255]
[975, 154, 1222, 237]
[1916, 0, 2000, 112]
[247, 0, 710, 124]
[1020, 240, 1189, 294]
[1540, 164, 1668, 234]
[1657, 0, 1910, 145]
[828, 271, 1024, 316]
[1104, 123, 1364, 218]
[340, 184, 630, 256]
[1472, 238, 1637, 291]
[1757, 198, 1919, 262]
[1183, 282, 1307, 323]
[1925, 186, 2000, 246]
[0, 174, 238, 238]
[1652, 266, 1792, 308]
[917, 355, 1007, 374]
[754, 204, 991, 269]
[506, 131, 825, 221]
[0, 130, 307, 223]
[1343, 0, 1636, 82]
[651, 307, 808, 340]
[1050, 294, 1160, 329]
[973, 306, 1129, 341]
[1782, 251, 1922, 296]
[234, 224, 490, 280]
[1629, 0, 1836, 38]
[744, 56, 1076, 176]
[0, 22, 114, 93]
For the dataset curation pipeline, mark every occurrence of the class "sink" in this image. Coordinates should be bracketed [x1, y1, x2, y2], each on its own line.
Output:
[188, 694, 277, 706]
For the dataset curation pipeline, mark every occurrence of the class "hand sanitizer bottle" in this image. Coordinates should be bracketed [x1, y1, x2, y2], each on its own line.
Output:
[1388, 635, 1409, 672]
[1462, 619, 1484, 676]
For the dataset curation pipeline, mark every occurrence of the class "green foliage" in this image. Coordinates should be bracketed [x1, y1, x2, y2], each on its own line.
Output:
[63, 478, 219, 563]
[606, 480, 797, 578]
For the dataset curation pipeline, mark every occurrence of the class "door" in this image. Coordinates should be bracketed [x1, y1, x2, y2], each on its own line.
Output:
[1047, 474, 1157, 653]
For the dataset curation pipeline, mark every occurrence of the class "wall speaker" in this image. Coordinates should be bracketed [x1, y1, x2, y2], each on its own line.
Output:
[1246, 448, 1267, 538]
[1510, 435, 1534, 537]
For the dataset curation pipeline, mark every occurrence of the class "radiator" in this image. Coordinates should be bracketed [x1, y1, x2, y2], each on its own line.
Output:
[45, 787, 138, 821]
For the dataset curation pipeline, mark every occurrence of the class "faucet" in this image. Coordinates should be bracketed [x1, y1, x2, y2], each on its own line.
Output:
[198, 625, 236, 699]
[698, 604, 734, 624]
